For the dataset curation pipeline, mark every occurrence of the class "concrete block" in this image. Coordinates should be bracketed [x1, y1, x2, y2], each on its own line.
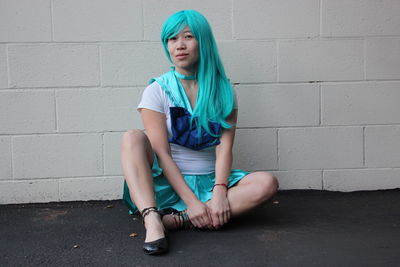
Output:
[236, 84, 319, 127]
[0, 90, 55, 134]
[322, 82, 400, 125]
[324, 169, 400, 192]
[9, 44, 99, 88]
[104, 132, 124, 176]
[233, 128, 277, 171]
[0, 180, 58, 204]
[0, 0, 51, 42]
[279, 40, 364, 82]
[366, 38, 400, 80]
[0, 137, 12, 180]
[13, 134, 103, 179]
[233, 0, 319, 39]
[53, 0, 142, 41]
[101, 43, 170, 86]
[59, 176, 124, 201]
[272, 170, 322, 190]
[279, 127, 363, 170]
[56, 88, 142, 132]
[366, 126, 400, 168]
[143, 0, 233, 41]
[321, 0, 400, 37]
[0, 45, 7, 88]
[219, 41, 276, 83]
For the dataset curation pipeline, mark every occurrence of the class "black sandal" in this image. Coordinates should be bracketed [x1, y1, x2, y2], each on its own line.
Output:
[159, 208, 194, 230]
[141, 207, 168, 255]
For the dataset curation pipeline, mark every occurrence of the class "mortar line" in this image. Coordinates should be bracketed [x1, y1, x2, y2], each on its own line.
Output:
[10, 136, 14, 180]
[2, 79, 400, 90]
[321, 169, 324, 190]
[54, 89, 58, 132]
[58, 178, 61, 201]
[11, 174, 125, 181]
[141, 0, 144, 40]
[50, 0, 54, 41]
[319, 83, 322, 125]
[4, 44, 11, 90]
[4, 36, 396, 44]
[231, 0, 235, 39]
[0, 40, 162, 45]
[276, 128, 280, 170]
[102, 133, 105, 175]
[6, 167, 395, 183]
[98, 44, 103, 87]
[0, 131, 125, 137]
[264, 167, 400, 172]
[276, 40, 280, 82]
[363, 126, 366, 167]
[1, 124, 399, 138]
[319, 0, 322, 36]
[363, 38, 367, 80]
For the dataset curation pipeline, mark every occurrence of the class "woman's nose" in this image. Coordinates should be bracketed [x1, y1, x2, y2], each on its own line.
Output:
[176, 38, 186, 50]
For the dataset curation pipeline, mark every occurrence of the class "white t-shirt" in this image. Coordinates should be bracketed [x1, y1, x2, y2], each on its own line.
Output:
[137, 81, 236, 175]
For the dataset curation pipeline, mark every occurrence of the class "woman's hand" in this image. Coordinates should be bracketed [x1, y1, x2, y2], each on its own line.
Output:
[207, 186, 230, 229]
[186, 199, 213, 229]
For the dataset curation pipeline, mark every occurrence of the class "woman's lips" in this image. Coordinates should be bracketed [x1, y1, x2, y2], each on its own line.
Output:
[176, 54, 188, 59]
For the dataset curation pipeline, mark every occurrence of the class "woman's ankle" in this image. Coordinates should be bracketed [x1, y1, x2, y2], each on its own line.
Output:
[144, 213, 165, 242]
[161, 211, 193, 230]
[161, 214, 179, 230]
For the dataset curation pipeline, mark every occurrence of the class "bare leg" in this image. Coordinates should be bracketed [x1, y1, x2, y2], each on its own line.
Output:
[121, 129, 164, 242]
[226, 171, 278, 217]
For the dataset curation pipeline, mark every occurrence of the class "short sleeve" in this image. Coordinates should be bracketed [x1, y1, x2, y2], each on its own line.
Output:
[137, 81, 165, 113]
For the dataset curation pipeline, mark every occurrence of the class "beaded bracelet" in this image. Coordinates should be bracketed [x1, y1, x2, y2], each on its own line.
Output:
[212, 183, 228, 191]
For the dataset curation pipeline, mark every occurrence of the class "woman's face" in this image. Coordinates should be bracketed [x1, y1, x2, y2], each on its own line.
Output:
[167, 26, 199, 75]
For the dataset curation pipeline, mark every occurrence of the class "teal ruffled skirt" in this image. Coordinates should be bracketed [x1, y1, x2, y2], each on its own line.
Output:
[123, 154, 249, 214]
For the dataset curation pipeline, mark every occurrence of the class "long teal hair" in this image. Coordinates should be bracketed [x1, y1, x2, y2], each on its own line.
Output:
[160, 10, 235, 136]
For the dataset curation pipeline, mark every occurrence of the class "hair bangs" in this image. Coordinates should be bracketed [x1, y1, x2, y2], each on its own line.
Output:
[161, 12, 188, 62]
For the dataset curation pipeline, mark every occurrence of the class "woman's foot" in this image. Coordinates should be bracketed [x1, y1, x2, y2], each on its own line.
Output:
[161, 213, 180, 230]
[143, 212, 165, 242]
[160, 209, 194, 230]
[141, 207, 168, 255]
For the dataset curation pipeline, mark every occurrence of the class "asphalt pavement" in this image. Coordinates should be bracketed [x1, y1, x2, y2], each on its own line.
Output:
[1, 189, 399, 267]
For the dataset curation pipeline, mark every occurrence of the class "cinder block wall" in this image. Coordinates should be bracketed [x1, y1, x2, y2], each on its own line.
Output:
[1, 0, 400, 204]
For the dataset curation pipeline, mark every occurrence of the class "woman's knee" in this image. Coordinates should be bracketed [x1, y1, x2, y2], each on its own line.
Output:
[122, 129, 148, 149]
[121, 130, 154, 171]
[252, 171, 278, 202]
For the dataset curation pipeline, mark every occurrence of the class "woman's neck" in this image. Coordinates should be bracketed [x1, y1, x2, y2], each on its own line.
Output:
[174, 66, 197, 78]
[180, 77, 198, 89]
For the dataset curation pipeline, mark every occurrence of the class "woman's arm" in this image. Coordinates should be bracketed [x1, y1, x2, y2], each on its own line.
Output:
[215, 109, 237, 188]
[140, 108, 212, 228]
[209, 109, 238, 228]
[215, 109, 237, 186]
[141, 109, 195, 203]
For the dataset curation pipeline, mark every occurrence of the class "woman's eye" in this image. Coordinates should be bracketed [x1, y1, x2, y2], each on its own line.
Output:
[185, 35, 193, 39]
[169, 36, 177, 41]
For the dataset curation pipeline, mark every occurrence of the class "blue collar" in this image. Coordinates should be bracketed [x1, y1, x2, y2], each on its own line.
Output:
[149, 69, 194, 113]
[174, 70, 196, 80]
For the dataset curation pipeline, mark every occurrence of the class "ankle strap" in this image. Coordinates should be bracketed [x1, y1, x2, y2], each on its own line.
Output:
[173, 210, 193, 230]
[141, 207, 158, 224]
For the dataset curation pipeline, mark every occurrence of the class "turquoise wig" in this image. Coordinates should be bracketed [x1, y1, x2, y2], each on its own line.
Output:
[160, 10, 235, 136]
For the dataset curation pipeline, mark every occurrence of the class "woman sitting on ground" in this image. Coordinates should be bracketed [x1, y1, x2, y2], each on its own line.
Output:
[121, 9, 278, 255]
